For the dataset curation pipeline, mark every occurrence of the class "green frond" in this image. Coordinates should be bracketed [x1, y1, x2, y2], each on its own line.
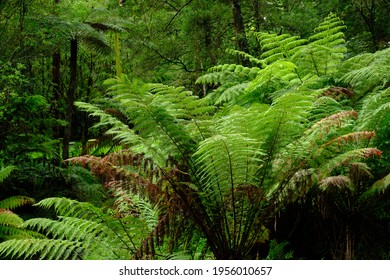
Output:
[367, 172, 390, 195]
[217, 104, 270, 136]
[226, 48, 265, 67]
[255, 32, 307, 65]
[214, 83, 249, 105]
[85, 22, 127, 33]
[318, 148, 382, 177]
[75, 101, 143, 146]
[254, 91, 314, 151]
[0, 196, 35, 210]
[196, 64, 259, 86]
[266, 239, 293, 260]
[338, 48, 390, 96]
[245, 61, 301, 104]
[356, 87, 390, 152]
[113, 189, 159, 230]
[80, 31, 112, 55]
[310, 96, 346, 121]
[100, 77, 200, 161]
[23, 217, 110, 246]
[310, 13, 346, 43]
[0, 210, 24, 227]
[0, 196, 38, 242]
[0, 238, 83, 260]
[35, 197, 103, 220]
[0, 226, 45, 240]
[0, 165, 17, 183]
[286, 14, 347, 78]
[194, 133, 264, 197]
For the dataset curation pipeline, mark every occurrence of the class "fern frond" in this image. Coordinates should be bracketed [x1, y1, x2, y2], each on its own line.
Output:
[0, 196, 35, 210]
[194, 134, 264, 197]
[35, 197, 103, 220]
[319, 148, 382, 177]
[0, 165, 17, 183]
[245, 61, 301, 104]
[254, 91, 314, 151]
[0, 238, 83, 260]
[0, 226, 45, 240]
[356, 87, 390, 152]
[310, 96, 346, 121]
[256, 32, 307, 65]
[368, 172, 390, 194]
[310, 13, 346, 44]
[226, 48, 266, 67]
[255, 32, 307, 65]
[196, 64, 259, 86]
[319, 175, 353, 191]
[113, 189, 159, 230]
[308, 110, 358, 134]
[0, 210, 24, 227]
[214, 82, 249, 105]
[338, 48, 390, 96]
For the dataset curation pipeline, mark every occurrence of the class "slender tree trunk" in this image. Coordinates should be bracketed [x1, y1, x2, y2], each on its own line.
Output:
[231, 0, 250, 65]
[52, 0, 62, 161]
[52, 52, 61, 135]
[114, 33, 123, 76]
[62, 38, 78, 160]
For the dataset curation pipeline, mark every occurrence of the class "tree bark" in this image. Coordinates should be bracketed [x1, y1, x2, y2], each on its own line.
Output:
[52, 51, 61, 137]
[231, 0, 250, 64]
[62, 38, 78, 160]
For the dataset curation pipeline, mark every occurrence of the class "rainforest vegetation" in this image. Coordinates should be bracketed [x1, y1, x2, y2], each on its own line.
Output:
[0, 0, 389, 260]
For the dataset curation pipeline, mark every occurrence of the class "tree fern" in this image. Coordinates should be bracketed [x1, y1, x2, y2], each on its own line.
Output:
[314, 160, 390, 259]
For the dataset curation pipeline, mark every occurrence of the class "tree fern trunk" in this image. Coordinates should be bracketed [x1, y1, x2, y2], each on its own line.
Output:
[345, 224, 354, 260]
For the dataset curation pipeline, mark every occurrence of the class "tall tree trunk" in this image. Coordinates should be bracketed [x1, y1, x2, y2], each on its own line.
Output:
[62, 38, 78, 160]
[114, 33, 123, 76]
[52, 52, 61, 136]
[231, 0, 250, 65]
[52, 0, 62, 161]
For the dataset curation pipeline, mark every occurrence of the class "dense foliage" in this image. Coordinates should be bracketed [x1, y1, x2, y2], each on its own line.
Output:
[0, 0, 389, 260]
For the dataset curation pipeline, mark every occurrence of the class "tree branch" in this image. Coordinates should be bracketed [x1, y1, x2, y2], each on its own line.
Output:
[164, 0, 193, 32]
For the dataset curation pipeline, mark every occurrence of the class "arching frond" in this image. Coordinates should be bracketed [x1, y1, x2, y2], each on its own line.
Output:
[226, 48, 265, 67]
[0, 210, 24, 227]
[0, 196, 35, 210]
[255, 32, 307, 65]
[0, 165, 17, 183]
[196, 64, 260, 86]
[0, 238, 83, 260]
[35, 197, 104, 220]
[358, 87, 390, 132]
[194, 133, 264, 196]
[338, 48, 390, 97]
[319, 175, 353, 191]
